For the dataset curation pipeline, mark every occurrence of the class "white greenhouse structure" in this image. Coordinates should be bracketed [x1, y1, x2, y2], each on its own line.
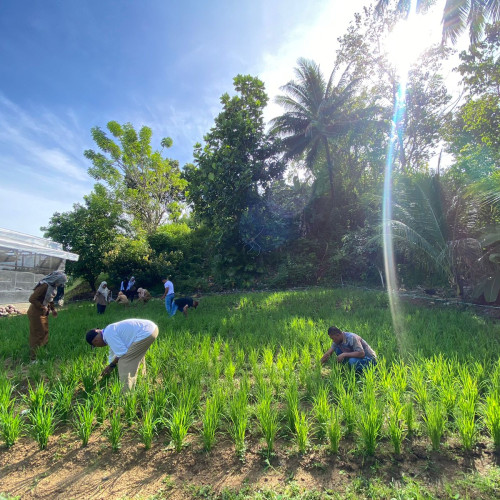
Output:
[0, 228, 79, 305]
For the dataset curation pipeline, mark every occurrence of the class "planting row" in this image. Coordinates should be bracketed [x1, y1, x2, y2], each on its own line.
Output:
[1, 347, 499, 457]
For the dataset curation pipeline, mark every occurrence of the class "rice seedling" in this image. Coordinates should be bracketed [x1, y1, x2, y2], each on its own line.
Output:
[284, 377, 299, 434]
[312, 386, 330, 441]
[0, 406, 22, 448]
[455, 394, 477, 451]
[168, 389, 196, 452]
[326, 405, 341, 454]
[256, 393, 280, 457]
[73, 400, 95, 447]
[248, 348, 258, 373]
[298, 345, 311, 386]
[337, 387, 357, 436]
[29, 405, 55, 450]
[254, 368, 271, 401]
[294, 409, 310, 454]
[403, 396, 417, 437]
[391, 361, 408, 394]
[26, 380, 50, 413]
[410, 365, 430, 411]
[305, 364, 322, 401]
[108, 410, 123, 452]
[151, 386, 170, 424]
[388, 401, 405, 455]
[138, 404, 156, 450]
[135, 379, 150, 410]
[358, 384, 383, 457]
[81, 361, 102, 395]
[423, 401, 446, 451]
[227, 387, 249, 458]
[224, 360, 236, 383]
[146, 354, 161, 382]
[483, 394, 500, 451]
[201, 395, 222, 452]
[109, 378, 123, 406]
[124, 391, 138, 426]
[262, 346, 274, 374]
[235, 348, 245, 373]
[51, 380, 75, 424]
[60, 362, 79, 388]
[0, 376, 14, 412]
[92, 391, 108, 425]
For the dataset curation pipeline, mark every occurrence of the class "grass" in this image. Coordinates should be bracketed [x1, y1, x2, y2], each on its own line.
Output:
[0, 288, 499, 496]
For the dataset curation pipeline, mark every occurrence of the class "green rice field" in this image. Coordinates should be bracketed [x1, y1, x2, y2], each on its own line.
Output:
[0, 288, 499, 499]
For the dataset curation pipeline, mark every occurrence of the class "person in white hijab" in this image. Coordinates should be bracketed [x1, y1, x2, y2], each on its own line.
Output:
[94, 281, 110, 314]
[27, 270, 67, 360]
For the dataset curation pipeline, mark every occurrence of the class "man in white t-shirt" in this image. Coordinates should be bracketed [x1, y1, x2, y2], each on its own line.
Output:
[86, 318, 158, 392]
[161, 277, 175, 316]
[320, 325, 377, 372]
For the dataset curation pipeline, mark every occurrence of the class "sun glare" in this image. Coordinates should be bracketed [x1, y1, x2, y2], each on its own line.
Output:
[384, 2, 444, 77]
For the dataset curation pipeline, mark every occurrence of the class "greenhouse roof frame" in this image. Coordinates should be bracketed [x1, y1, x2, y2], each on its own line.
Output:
[0, 228, 79, 261]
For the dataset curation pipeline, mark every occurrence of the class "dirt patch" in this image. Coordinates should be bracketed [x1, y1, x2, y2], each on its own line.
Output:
[1, 429, 498, 499]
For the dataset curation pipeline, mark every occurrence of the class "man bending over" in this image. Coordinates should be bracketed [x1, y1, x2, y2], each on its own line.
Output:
[86, 318, 158, 392]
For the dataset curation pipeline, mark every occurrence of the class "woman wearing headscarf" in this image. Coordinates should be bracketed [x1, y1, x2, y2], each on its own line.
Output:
[94, 281, 110, 314]
[27, 270, 67, 360]
[137, 287, 152, 304]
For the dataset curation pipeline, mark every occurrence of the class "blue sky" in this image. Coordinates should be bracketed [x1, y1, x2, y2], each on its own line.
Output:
[0, 0, 450, 237]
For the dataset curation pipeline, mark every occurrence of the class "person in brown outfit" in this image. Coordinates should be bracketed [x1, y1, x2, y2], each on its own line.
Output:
[27, 270, 67, 360]
[136, 287, 152, 304]
[94, 281, 110, 314]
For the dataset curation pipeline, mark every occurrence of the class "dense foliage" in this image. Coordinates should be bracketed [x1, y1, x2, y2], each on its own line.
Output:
[41, 10, 499, 304]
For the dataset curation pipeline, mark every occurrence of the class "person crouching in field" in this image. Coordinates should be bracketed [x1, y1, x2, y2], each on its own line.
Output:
[171, 297, 199, 317]
[136, 287, 152, 304]
[320, 326, 377, 372]
[27, 270, 67, 360]
[86, 319, 158, 392]
[115, 291, 129, 304]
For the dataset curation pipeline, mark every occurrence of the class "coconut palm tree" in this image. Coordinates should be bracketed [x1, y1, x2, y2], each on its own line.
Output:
[376, 0, 500, 44]
[270, 58, 378, 205]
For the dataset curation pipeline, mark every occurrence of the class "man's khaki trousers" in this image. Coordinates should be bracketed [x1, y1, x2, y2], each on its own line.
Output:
[118, 327, 158, 392]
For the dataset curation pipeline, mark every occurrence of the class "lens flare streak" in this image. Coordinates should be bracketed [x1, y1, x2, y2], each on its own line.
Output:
[382, 0, 419, 350]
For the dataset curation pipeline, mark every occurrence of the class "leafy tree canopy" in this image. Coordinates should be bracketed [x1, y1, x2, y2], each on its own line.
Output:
[184, 75, 285, 253]
[42, 184, 127, 290]
[84, 121, 187, 234]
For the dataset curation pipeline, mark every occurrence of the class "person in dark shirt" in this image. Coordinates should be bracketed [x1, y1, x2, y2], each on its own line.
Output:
[172, 297, 199, 317]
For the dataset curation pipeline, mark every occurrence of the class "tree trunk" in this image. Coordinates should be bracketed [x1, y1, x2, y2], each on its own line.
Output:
[323, 137, 335, 203]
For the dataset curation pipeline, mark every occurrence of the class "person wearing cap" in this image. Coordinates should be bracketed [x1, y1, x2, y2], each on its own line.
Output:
[86, 319, 158, 392]
[27, 270, 67, 360]
[171, 297, 199, 317]
[320, 326, 377, 372]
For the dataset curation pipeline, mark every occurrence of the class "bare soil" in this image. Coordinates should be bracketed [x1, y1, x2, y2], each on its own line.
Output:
[1, 428, 498, 499]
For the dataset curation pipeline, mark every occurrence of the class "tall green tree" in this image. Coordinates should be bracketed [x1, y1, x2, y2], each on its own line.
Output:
[42, 185, 127, 290]
[184, 75, 284, 255]
[84, 122, 187, 234]
[270, 58, 378, 204]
